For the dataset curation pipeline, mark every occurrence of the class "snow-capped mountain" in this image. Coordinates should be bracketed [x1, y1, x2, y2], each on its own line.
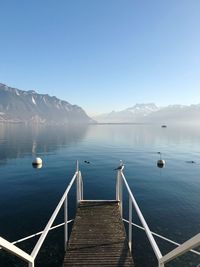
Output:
[0, 83, 94, 124]
[141, 104, 200, 123]
[126, 103, 159, 115]
[93, 103, 160, 123]
[93, 103, 200, 124]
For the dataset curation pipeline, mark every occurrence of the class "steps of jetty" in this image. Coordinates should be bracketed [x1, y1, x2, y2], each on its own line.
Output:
[63, 201, 134, 267]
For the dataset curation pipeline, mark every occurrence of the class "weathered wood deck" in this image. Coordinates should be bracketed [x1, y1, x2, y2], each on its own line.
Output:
[63, 201, 134, 267]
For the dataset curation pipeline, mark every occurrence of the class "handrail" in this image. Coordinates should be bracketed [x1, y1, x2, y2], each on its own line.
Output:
[120, 170, 163, 261]
[0, 221, 73, 250]
[11, 220, 73, 246]
[0, 237, 34, 264]
[119, 167, 200, 267]
[31, 172, 78, 260]
[160, 233, 200, 265]
[122, 219, 200, 256]
[0, 161, 83, 267]
[0, 161, 199, 267]
[4, 218, 199, 257]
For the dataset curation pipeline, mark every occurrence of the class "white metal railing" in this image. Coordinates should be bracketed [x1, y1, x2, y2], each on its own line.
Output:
[122, 219, 200, 256]
[0, 161, 200, 267]
[0, 160, 83, 267]
[0, 236, 34, 264]
[116, 167, 200, 267]
[117, 166, 162, 260]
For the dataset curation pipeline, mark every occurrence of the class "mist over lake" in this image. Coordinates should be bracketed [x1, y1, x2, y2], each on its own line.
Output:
[0, 123, 200, 267]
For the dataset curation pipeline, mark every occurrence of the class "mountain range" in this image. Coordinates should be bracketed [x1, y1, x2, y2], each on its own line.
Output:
[0, 83, 94, 124]
[93, 103, 200, 124]
[1, 83, 199, 124]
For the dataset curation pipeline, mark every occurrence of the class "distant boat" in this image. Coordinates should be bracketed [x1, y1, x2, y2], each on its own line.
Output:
[161, 125, 167, 128]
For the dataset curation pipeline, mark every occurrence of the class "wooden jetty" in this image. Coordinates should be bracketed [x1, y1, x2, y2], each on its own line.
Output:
[1, 162, 199, 267]
[63, 201, 134, 267]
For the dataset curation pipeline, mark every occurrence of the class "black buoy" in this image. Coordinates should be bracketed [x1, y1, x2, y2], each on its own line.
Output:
[157, 152, 165, 168]
[157, 159, 165, 168]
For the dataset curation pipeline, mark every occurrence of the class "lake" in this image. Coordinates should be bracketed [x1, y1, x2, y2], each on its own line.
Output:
[0, 123, 200, 267]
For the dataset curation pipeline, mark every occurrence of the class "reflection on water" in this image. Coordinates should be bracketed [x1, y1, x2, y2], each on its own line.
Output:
[1, 123, 200, 162]
[0, 123, 200, 267]
[0, 124, 89, 163]
[85, 123, 200, 146]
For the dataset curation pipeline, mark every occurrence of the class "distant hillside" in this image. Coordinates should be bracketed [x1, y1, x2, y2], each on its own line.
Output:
[93, 103, 159, 123]
[142, 104, 200, 124]
[0, 83, 94, 124]
[93, 103, 200, 124]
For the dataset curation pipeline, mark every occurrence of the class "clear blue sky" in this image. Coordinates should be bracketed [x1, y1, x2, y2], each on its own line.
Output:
[0, 0, 200, 115]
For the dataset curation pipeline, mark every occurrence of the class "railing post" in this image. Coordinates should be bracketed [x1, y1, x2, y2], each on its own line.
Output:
[76, 160, 79, 173]
[28, 262, 35, 267]
[128, 195, 132, 251]
[76, 160, 83, 202]
[116, 170, 120, 201]
[79, 171, 83, 200]
[116, 170, 119, 201]
[158, 262, 164, 267]
[119, 170, 123, 216]
[76, 161, 81, 206]
[76, 171, 79, 206]
[116, 170, 123, 216]
[64, 196, 68, 250]
[76, 172, 82, 206]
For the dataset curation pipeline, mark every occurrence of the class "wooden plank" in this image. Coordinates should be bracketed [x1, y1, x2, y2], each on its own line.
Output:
[63, 201, 134, 267]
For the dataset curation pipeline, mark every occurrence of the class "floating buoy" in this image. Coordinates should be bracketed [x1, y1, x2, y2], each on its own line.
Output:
[157, 159, 165, 168]
[32, 157, 42, 168]
[157, 152, 165, 168]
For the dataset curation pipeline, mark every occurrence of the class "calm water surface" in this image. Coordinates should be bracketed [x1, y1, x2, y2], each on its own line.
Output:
[0, 124, 200, 267]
